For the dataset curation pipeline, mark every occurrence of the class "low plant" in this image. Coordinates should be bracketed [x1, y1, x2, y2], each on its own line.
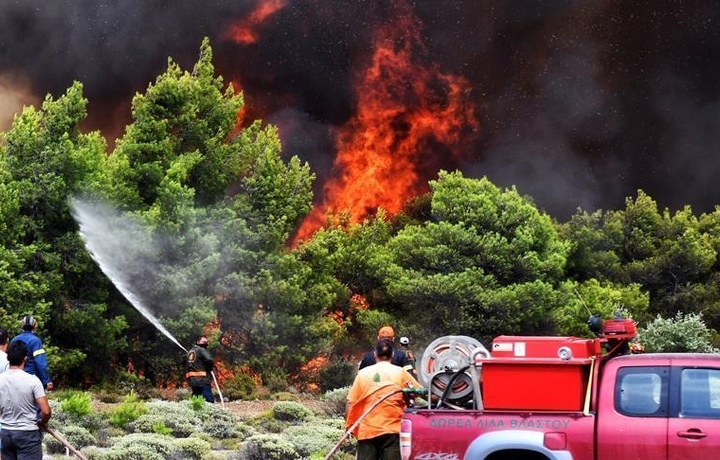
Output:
[173, 436, 212, 460]
[282, 422, 345, 457]
[242, 433, 300, 460]
[91, 433, 178, 460]
[321, 387, 349, 417]
[43, 425, 96, 454]
[109, 391, 148, 430]
[59, 391, 94, 417]
[271, 401, 314, 422]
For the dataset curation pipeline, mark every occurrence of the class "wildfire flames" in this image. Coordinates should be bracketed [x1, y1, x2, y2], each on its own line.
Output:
[226, 0, 478, 245]
[294, 0, 478, 242]
[225, 0, 288, 45]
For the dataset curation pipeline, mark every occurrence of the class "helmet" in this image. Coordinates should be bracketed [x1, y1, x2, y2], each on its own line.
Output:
[21, 316, 37, 331]
[399, 336, 410, 346]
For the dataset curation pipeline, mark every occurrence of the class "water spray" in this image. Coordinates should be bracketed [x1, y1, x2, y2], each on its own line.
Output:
[71, 198, 225, 406]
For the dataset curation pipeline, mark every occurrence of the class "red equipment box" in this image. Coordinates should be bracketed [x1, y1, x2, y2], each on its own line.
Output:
[490, 336, 601, 359]
[482, 358, 592, 411]
[480, 336, 601, 411]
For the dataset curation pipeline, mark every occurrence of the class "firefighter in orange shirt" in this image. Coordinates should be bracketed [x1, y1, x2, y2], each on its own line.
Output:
[346, 338, 421, 460]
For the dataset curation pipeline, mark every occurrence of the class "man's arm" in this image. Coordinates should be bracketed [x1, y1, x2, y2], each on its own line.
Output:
[36, 395, 51, 426]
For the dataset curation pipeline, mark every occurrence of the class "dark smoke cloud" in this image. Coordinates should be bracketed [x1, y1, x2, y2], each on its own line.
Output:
[2, 0, 720, 219]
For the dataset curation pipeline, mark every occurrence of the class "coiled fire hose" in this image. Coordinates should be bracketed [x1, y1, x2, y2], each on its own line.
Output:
[323, 387, 425, 460]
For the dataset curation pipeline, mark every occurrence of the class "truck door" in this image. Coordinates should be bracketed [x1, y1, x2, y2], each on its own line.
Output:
[667, 367, 720, 460]
[596, 366, 669, 460]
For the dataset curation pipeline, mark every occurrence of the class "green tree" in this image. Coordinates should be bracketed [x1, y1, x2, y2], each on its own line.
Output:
[100, 38, 327, 386]
[370, 171, 570, 343]
[0, 81, 127, 384]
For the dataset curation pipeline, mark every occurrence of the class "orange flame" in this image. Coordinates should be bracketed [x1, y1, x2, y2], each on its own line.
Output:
[294, 0, 478, 244]
[226, 0, 288, 45]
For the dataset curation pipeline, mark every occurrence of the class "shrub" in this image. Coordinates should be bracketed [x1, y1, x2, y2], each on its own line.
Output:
[59, 391, 94, 417]
[262, 369, 289, 393]
[189, 395, 206, 411]
[242, 433, 300, 460]
[639, 312, 720, 353]
[223, 373, 257, 401]
[201, 408, 241, 439]
[95, 433, 178, 460]
[44, 425, 97, 454]
[282, 423, 344, 457]
[321, 387, 349, 417]
[109, 391, 148, 430]
[319, 358, 356, 392]
[271, 401, 314, 422]
[172, 436, 212, 460]
[129, 401, 197, 437]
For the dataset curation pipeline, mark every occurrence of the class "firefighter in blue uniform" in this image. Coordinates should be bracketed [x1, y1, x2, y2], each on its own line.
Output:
[11, 315, 53, 391]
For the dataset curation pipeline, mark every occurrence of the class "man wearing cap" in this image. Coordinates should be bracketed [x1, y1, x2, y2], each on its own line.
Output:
[10, 316, 53, 391]
[359, 326, 416, 378]
[346, 338, 421, 460]
[185, 335, 215, 403]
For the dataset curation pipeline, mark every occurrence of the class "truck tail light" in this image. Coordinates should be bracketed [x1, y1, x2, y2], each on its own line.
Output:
[400, 419, 412, 460]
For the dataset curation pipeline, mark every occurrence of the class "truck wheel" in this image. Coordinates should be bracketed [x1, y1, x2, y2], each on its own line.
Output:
[485, 449, 550, 460]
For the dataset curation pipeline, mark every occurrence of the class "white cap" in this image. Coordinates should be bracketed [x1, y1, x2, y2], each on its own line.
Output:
[399, 336, 410, 345]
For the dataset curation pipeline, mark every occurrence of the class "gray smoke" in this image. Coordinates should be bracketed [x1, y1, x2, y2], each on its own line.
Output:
[3, 1, 720, 219]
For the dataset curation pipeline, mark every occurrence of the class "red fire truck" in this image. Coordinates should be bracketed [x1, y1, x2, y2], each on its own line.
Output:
[400, 317, 720, 459]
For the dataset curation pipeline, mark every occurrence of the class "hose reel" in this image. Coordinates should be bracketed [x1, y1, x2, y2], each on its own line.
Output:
[419, 335, 490, 407]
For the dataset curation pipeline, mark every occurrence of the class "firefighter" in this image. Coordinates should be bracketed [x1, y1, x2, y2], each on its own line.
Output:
[359, 326, 416, 378]
[397, 336, 416, 375]
[186, 335, 215, 403]
[11, 316, 53, 391]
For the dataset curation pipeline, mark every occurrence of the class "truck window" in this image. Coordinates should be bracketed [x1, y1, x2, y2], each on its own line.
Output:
[615, 367, 668, 417]
[680, 368, 720, 418]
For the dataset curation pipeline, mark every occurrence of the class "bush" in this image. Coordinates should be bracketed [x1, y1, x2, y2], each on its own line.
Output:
[44, 425, 97, 454]
[94, 433, 178, 460]
[58, 391, 94, 417]
[639, 312, 719, 353]
[319, 358, 356, 392]
[282, 423, 344, 457]
[242, 433, 300, 460]
[109, 391, 148, 430]
[321, 387, 349, 417]
[271, 401, 314, 422]
[172, 436, 212, 460]
[223, 373, 258, 401]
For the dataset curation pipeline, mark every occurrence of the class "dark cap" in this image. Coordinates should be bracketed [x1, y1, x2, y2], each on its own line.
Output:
[375, 338, 394, 359]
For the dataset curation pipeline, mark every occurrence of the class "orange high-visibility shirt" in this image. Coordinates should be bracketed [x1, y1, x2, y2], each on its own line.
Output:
[346, 360, 421, 440]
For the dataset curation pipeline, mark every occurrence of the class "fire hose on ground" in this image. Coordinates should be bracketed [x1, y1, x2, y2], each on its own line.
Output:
[323, 386, 425, 460]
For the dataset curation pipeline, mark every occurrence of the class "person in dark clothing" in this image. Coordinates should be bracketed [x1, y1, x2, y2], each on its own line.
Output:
[10, 316, 53, 391]
[185, 335, 215, 403]
[359, 326, 416, 378]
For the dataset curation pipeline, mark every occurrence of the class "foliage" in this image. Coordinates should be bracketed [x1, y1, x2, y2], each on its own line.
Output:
[367, 171, 570, 342]
[242, 433, 301, 460]
[109, 392, 148, 430]
[59, 391, 93, 417]
[282, 423, 345, 458]
[639, 312, 719, 353]
[271, 401, 315, 422]
[172, 436, 212, 460]
[189, 395, 206, 411]
[90, 433, 178, 460]
[317, 358, 355, 394]
[321, 387, 350, 417]
[43, 425, 96, 454]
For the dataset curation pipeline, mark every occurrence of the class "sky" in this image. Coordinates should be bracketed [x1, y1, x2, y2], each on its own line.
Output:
[2, 0, 720, 221]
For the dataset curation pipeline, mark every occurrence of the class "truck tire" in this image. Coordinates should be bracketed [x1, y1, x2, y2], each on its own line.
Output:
[485, 450, 550, 460]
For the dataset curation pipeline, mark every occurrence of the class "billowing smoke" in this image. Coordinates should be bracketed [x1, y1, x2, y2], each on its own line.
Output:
[3, 1, 720, 219]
